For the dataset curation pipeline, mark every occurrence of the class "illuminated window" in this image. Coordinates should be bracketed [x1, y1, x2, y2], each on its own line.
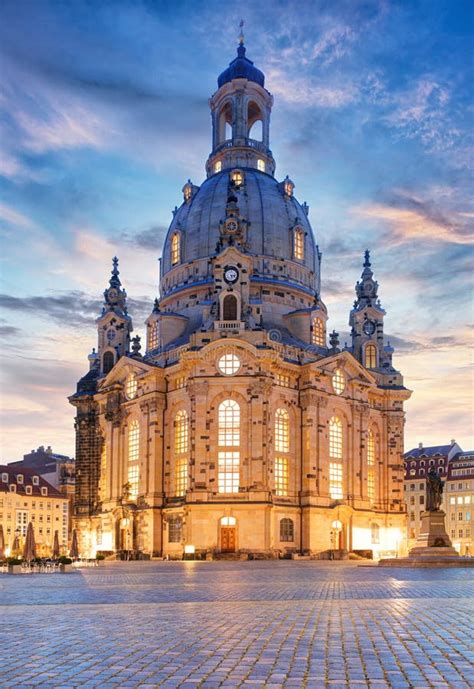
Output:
[329, 463, 343, 500]
[276, 373, 291, 387]
[174, 410, 189, 454]
[221, 516, 236, 526]
[275, 457, 289, 496]
[148, 322, 159, 350]
[126, 373, 138, 400]
[284, 178, 294, 196]
[214, 161, 222, 173]
[367, 429, 376, 503]
[365, 344, 377, 369]
[218, 400, 240, 493]
[280, 518, 294, 542]
[329, 416, 343, 499]
[174, 410, 189, 497]
[294, 228, 304, 260]
[332, 368, 345, 395]
[183, 183, 193, 202]
[275, 409, 290, 453]
[218, 352, 240, 376]
[312, 317, 324, 346]
[371, 523, 380, 544]
[128, 420, 140, 500]
[257, 159, 265, 172]
[171, 233, 181, 265]
[231, 169, 244, 187]
[168, 516, 182, 543]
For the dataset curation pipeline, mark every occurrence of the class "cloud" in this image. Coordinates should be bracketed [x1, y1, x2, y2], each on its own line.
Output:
[0, 202, 37, 229]
[353, 190, 474, 246]
[310, 25, 357, 66]
[119, 225, 168, 251]
[0, 290, 153, 328]
[0, 325, 20, 337]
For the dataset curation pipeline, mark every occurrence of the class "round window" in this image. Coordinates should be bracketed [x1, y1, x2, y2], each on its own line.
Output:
[332, 368, 345, 395]
[217, 353, 240, 376]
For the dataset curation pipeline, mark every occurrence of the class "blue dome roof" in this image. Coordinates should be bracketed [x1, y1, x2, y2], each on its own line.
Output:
[217, 44, 265, 88]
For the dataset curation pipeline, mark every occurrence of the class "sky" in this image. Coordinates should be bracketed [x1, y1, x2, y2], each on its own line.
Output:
[0, 0, 472, 461]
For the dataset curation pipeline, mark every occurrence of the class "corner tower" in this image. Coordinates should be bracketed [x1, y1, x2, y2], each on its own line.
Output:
[96, 257, 133, 374]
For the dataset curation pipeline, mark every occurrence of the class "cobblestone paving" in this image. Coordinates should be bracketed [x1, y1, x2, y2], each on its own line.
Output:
[1, 561, 473, 688]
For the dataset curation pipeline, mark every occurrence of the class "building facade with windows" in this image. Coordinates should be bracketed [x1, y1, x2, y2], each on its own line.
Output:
[446, 451, 473, 556]
[0, 465, 69, 556]
[70, 39, 411, 559]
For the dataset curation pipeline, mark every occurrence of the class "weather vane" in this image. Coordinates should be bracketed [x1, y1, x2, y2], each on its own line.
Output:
[239, 19, 244, 45]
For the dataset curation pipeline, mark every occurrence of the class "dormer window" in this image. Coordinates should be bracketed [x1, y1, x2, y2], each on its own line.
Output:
[26, 486, 32, 495]
[171, 232, 181, 265]
[32, 476, 39, 486]
[284, 176, 294, 197]
[257, 159, 265, 172]
[10, 484, 16, 493]
[183, 181, 193, 202]
[17, 474, 23, 484]
[41, 487, 48, 496]
[214, 161, 222, 173]
[230, 169, 244, 187]
[1, 472, 8, 483]
[293, 228, 304, 260]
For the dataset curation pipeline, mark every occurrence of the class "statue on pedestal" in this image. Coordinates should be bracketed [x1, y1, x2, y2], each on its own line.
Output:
[426, 467, 444, 511]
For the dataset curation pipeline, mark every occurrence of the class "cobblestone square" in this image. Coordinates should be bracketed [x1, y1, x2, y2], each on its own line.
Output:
[1, 561, 473, 688]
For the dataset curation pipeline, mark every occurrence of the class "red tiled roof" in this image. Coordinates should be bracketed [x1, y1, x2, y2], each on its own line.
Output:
[0, 465, 65, 498]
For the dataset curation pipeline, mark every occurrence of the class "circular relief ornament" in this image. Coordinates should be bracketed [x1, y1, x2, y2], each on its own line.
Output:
[223, 265, 239, 284]
[217, 352, 241, 376]
[363, 320, 376, 336]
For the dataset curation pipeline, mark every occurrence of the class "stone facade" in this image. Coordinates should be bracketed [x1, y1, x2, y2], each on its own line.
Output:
[70, 40, 411, 560]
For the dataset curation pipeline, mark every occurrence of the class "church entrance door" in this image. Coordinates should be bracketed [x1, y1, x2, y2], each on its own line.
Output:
[221, 527, 236, 553]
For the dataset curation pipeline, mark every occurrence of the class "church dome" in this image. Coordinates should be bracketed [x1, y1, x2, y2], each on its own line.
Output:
[161, 168, 318, 284]
[217, 44, 265, 88]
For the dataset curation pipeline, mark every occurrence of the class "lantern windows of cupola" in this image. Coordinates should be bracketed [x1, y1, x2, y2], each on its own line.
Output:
[257, 159, 265, 172]
[214, 161, 222, 173]
[293, 228, 304, 260]
[171, 232, 181, 265]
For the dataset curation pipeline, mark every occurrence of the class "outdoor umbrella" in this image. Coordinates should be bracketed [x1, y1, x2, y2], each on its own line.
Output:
[70, 529, 79, 559]
[23, 522, 36, 562]
[52, 530, 60, 558]
[0, 524, 5, 560]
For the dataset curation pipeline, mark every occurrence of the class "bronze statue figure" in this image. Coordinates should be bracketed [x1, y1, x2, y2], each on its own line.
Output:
[426, 467, 444, 511]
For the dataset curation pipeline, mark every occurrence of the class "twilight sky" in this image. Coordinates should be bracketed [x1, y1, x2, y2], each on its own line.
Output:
[0, 0, 472, 461]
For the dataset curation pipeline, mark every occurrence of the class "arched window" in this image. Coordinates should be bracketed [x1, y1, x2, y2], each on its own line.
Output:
[174, 410, 189, 497]
[148, 321, 159, 350]
[223, 294, 238, 321]
[312, 317, 324, 346]
[293, 228, 304, 260]
[218, 101, 233, 143]
[218, 400, 240, 493]
[365, 343, 377, 369]
[127, 420, 140, 500]
[103, 351, 114, 374]
[275, 409, 290, 496]
[367, 429, 376, 503]
[280, 518, 294, 542]
[329, 416, 343, 500]
[371, 523, 380, 544]
[171, 232, 181, 265]
[247, 101, 263, 140]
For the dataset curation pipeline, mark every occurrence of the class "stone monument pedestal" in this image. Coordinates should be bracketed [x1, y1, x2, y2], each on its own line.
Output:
[379, 510, 474, 568]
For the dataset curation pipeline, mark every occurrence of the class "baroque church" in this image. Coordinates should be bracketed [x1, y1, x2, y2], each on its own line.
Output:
[70, 37, 411, 559]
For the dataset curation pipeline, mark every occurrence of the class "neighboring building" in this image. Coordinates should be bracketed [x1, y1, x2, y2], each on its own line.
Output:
[9, 445, 75, 536]
[0, 465, 69, 556]
[446, 451, 474, 556]
[403, 442, 473, 556]
[70, 38, 411, 560]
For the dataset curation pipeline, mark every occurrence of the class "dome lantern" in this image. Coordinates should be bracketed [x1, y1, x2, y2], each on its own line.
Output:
[207, 39, 275, 177]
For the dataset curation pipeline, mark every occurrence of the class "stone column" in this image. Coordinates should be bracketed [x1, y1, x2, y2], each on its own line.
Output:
[188, 381, 209, 492]
[248, 380, 272, 490]
[299, 390, 320, 496]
